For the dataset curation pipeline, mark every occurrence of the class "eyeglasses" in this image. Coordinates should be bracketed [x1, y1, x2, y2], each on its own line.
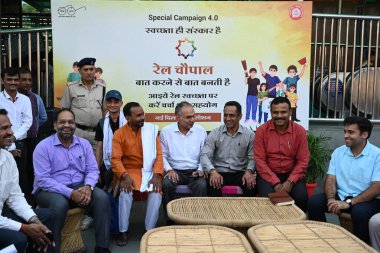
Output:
[57, 120, 75, 125]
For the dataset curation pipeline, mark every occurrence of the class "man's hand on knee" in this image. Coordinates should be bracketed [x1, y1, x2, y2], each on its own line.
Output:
[164, 170, 179, 183]
[209, 169, 223, 189]
[23, 223, 54, 251]
[280, 180, 294, 193]
[78, 186, 92, 206]
[274, 183, 282, 192]
[121, 172, 136, 193]
[70, 189, 83, 205]
[327, 200, 349, 214]
[149, 173, 162, 192]
[242, 170, 256, 190]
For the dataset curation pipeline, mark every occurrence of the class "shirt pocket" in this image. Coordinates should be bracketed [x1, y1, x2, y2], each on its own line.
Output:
[74, 153, 86, 173]
[360, 166, 372, 185]
[188, 144, 202, 161]
[76, 98, 88, 108]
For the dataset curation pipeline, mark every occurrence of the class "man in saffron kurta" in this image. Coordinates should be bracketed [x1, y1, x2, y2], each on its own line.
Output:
[111, 102, 163, 237]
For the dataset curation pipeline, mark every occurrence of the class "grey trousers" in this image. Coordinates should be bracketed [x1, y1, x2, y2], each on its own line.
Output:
[369, 213, 380, 251]
[35, 186, 111, 249]
[118, 191, 162, 232]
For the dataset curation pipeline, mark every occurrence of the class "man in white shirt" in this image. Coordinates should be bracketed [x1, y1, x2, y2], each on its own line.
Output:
[0, 109, 55, 253]
[160, 101, 207, 219]
[0, 67, 33, 203]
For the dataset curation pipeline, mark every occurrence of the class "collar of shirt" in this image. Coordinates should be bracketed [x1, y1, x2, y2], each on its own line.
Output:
[268, 119, 293, 134]
[25, 90, 34, 97]
[344, 141, 371, 158]
[52, 133, 80, 148]
[222, 124, 243, 136]
[78, 79, 105, 89]
[125, 122, 142, 136]
[3, 90, 19, 101]
[173, 123, 193, 136]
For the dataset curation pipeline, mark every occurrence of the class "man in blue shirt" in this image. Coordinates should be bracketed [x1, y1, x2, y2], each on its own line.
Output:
[308, 116, 380, 244]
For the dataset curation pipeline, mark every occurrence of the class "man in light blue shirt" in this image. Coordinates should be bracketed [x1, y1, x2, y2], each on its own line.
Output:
[160, 101, 207, 220]
[308, 116, 380, 244]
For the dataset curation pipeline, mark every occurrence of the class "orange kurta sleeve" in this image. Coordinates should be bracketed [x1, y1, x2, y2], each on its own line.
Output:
[111, 127, 128, 179]
[153, 136, 164, 175]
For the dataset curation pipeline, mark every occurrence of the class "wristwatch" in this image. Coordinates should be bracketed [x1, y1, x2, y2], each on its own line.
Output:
[287, 179, 295, 184]
[246, 169, 254, 174]
[28, 215, 39, 224]
[86, 184, 94, 191]
[345, 198, 353, 207]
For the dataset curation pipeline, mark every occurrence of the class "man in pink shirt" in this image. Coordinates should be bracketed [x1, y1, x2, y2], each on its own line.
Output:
[254, 97, 309, 212]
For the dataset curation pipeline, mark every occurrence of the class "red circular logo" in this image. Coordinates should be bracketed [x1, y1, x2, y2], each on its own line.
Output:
[289, 5, 303, 20]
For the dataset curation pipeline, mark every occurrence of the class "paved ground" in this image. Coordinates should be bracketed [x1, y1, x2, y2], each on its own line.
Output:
[82, 202, 166, 253]
[82, 182, 340, 253]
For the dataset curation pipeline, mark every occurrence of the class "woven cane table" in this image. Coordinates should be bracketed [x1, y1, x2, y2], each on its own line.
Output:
[247, 221, 377, 253]
[166, 197, 306, 228]
[140, 225, 254, 253]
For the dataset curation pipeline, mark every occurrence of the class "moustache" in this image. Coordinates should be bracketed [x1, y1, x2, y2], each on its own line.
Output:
[274, 117, 286, 120]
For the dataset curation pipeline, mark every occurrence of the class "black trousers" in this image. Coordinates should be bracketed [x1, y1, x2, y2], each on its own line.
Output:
[308, 193, 380, 244]
[14, 141, 30, 201]
[207, 171, 256, 197]
[257, 173, 308, 213]
[0, 207, 55, 253]
[162, 169, 207, 209]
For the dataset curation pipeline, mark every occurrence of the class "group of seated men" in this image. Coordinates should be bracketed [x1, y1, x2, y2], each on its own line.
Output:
[1, 58, 380, 252]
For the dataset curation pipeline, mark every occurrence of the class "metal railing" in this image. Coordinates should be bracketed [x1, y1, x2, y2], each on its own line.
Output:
[0, 27, 53, 107]
[1, 13, 379, 120]
[311, 14, 380, 122]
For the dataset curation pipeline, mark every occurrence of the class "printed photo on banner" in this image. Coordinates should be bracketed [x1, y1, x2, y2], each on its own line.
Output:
[51, 0, 312, 130]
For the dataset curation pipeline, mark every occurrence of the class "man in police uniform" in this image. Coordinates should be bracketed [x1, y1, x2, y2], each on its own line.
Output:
[61, 57, 106, 150]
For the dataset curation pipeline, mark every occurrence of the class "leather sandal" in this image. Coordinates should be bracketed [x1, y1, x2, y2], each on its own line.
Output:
[116, 232, 128, 246]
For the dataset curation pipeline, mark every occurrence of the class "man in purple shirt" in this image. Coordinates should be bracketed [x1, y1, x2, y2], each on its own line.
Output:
[33, 109, 111, 253]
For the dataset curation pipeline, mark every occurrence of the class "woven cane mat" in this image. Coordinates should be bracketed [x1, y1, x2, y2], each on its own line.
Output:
[167, 197, 306, 227]
[247, 221, 377, 253]
[140, 225, 254, 253]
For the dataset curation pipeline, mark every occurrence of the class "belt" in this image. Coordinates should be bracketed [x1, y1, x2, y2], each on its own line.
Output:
[76, 123, 96, 132]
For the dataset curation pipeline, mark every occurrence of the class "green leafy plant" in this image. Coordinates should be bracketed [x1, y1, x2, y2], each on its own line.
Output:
[306, 131, 332, 184]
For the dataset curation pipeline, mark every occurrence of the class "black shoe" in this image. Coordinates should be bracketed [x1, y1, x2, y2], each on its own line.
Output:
[95, 246, 111, 253]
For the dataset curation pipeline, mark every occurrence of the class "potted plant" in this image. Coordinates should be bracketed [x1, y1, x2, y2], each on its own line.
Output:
[306, 131, 332, 197]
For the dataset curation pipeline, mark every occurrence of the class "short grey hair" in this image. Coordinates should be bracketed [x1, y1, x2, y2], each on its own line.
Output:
[175, 101, 193, 116]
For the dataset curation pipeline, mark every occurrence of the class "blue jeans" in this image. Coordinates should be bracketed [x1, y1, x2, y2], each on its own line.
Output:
[246, 95, 258, 120]
[308, 193, 380, 244]
[258, 105, 268, 123]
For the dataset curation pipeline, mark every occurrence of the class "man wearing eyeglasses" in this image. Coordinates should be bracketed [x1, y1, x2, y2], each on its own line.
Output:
[33, 108, 111, 253]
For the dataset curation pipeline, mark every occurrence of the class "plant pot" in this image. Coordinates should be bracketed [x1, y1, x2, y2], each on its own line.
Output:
[306, 182, 317, 197]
